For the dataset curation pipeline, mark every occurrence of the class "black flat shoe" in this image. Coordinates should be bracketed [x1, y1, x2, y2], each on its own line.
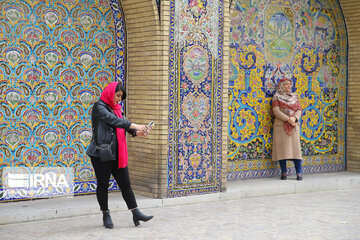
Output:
[280, 173, 287, 180]
[297, 175, 303, 181]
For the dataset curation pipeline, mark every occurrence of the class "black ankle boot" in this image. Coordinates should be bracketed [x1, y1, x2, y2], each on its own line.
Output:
[131, 208, 153, 226]
[103, 210, 114, 229]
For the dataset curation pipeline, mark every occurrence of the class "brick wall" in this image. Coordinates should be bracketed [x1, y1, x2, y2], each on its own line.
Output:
[339, 0, 360, 173]
[158, 0, 170, 198]
[121, 0, 168, 198]
[221, 0, 231, 192]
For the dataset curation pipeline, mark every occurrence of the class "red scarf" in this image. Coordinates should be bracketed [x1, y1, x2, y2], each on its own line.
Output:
[100, 82, 128, 168]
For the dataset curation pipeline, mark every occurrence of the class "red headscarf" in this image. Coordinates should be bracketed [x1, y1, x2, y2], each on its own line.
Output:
[100, 82, 128, 168]
[272, 78, 302, 136]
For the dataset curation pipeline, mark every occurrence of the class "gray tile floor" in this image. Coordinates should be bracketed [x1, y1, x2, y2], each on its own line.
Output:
[0, 188, 359, 240]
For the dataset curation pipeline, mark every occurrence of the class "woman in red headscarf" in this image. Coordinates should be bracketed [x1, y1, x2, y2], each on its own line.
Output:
[272, 78, 303, 181]
[86, 82, 153, 229]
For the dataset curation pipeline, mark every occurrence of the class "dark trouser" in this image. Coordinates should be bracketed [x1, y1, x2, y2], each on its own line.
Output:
[279, 159, 303, 174]
[90, 157, 138, 211]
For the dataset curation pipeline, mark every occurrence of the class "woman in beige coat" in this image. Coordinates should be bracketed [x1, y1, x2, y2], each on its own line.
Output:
[272, 78, 303, 180]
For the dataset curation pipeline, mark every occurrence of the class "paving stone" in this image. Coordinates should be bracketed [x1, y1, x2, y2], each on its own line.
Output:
[0, 189, 359, 240]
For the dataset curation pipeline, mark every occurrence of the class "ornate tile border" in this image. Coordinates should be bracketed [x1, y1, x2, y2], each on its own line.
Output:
[167, 0, 224, 197]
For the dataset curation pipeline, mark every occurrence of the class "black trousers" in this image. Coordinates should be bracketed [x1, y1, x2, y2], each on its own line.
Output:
[90, 157, 138, 211]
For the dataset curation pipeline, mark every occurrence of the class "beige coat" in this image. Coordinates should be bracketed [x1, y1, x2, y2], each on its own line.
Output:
[272, 106, 302, 161]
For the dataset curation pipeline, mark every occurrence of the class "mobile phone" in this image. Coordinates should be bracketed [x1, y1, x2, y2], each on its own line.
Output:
[148, 121, 155, 128]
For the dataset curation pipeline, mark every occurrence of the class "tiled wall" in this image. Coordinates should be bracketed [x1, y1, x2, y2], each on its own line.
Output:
[167, 0, 224, 197]
[0, 0, 353, 201]
[227, 0, 348, 180]
[0, 0, 126, 201]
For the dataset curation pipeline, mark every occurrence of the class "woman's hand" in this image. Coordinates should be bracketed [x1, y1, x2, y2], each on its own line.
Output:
[136, 126, 152, 137]
[130, 123, 151, 136]
[137, 130, 149, 137]
[287, 117, 296, 127]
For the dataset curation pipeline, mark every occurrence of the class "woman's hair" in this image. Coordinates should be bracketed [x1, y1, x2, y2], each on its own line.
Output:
[115, 83, 126, 101]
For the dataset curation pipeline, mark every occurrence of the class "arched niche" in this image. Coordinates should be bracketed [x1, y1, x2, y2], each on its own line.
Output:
[227, 0, 348, 180]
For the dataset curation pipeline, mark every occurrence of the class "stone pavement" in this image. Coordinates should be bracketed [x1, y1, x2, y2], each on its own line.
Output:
[0, 172, 360, 240]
